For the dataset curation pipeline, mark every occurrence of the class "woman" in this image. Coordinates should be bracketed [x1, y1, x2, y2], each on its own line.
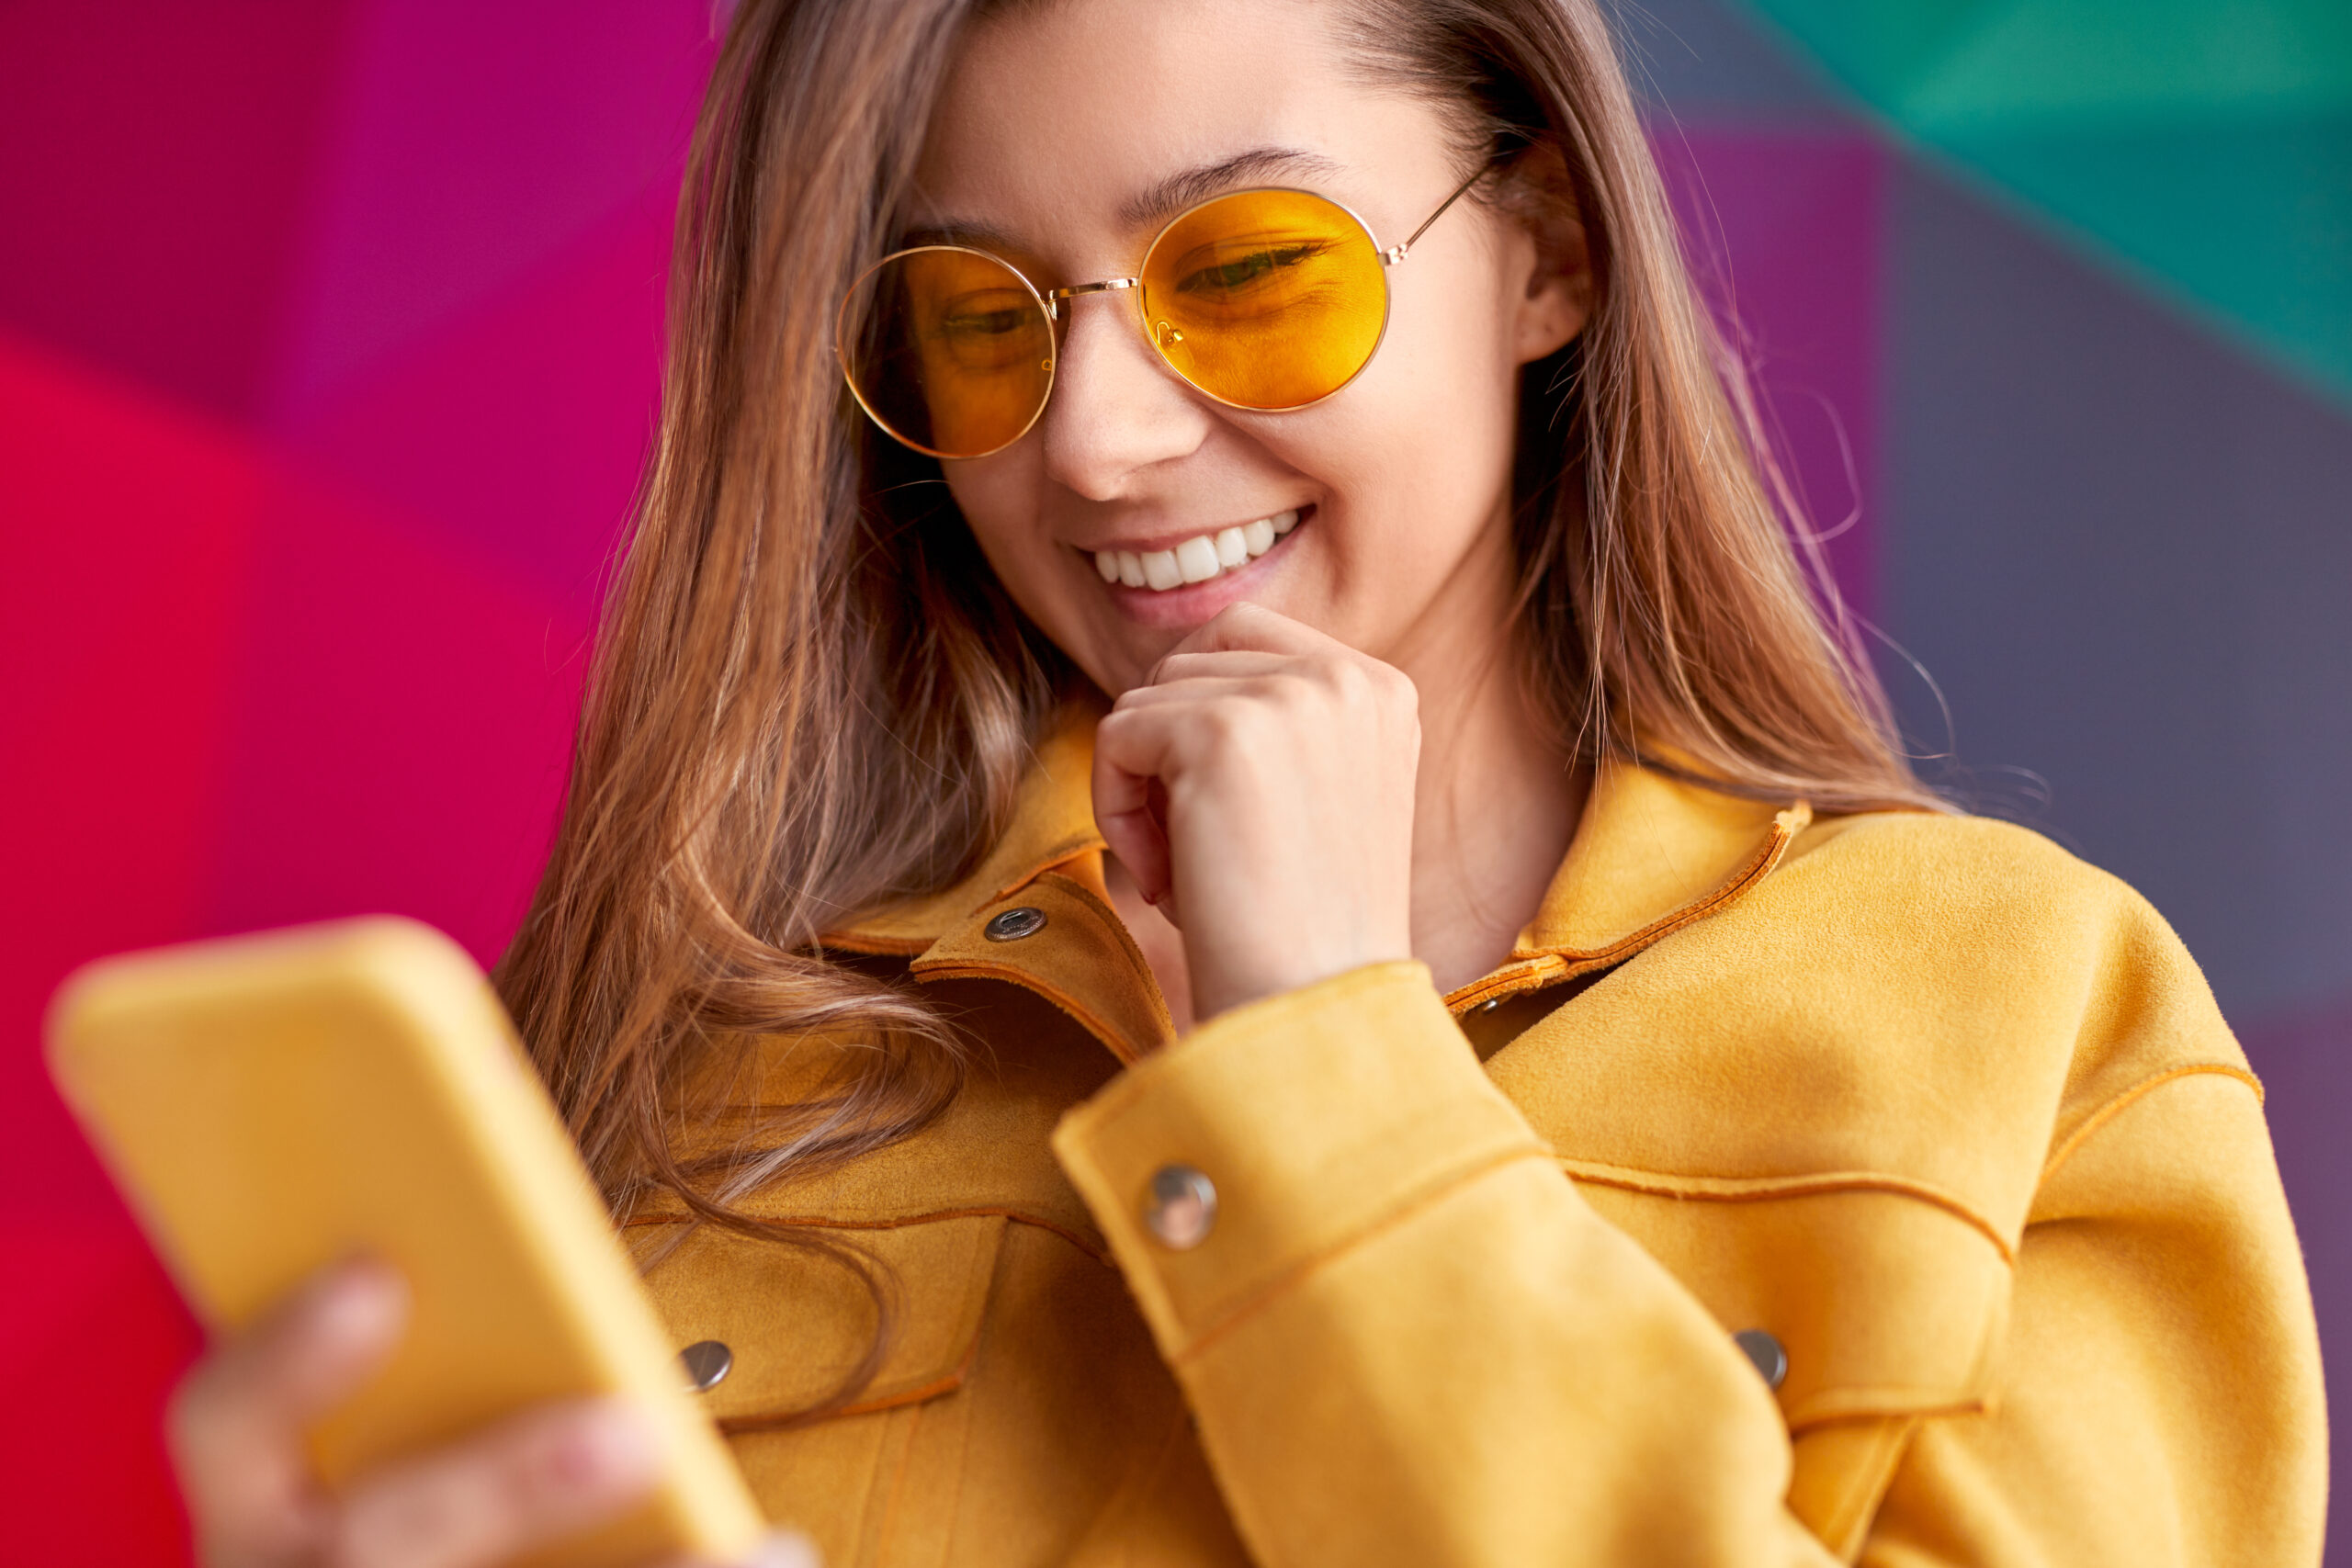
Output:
[168, 0, 2326, 1562]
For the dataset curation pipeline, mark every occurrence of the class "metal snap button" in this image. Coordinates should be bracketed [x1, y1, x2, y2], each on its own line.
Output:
[1144, 1164, 1217, 1249]
[680, 1339, 733, 1392]
[984, 906, 1046, 942]
[1732, 1328, 1787, 1390]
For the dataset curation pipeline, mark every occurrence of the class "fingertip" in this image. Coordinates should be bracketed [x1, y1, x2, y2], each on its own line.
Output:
[547, 1397, 662, 1499]
[308, 1257, 409, 1353]
[656, 1529, 821, 1568]
[747, 1529, 821, 1568]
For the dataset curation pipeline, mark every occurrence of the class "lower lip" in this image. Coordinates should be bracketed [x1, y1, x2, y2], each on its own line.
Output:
[1092, 509, 1312, 628]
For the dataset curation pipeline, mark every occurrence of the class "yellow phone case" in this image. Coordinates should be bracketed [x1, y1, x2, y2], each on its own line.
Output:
[46, 916, 766, 1567]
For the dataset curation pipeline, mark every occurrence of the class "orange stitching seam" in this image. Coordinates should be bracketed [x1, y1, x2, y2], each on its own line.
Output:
[988, 832, 1106, 904]
[865, 1397, 923, 1562]
[1506, 806, 1807, 971]
[1169, 1142, 1554, 1367]
[815, 930, 932, 957]
[1557, 1159, 2017, 1267]
[1032, 869, 1179, 1046]
[2041, 1061, 2264, 1183]
[626, 1204, 1109, 1264]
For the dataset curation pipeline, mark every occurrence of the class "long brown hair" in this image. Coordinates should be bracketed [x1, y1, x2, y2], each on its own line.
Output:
[497, 0, 1937, 1413]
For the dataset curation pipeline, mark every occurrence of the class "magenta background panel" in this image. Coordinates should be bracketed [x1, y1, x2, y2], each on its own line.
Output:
[0, 3, 711, 1555]
[0, 1, 357, 419]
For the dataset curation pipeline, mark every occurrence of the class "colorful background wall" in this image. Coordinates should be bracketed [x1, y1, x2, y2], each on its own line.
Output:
[2, 1, 2344, 1560]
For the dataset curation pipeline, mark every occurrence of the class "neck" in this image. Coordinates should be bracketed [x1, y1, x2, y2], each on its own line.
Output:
[1383, 516, 1586, 998]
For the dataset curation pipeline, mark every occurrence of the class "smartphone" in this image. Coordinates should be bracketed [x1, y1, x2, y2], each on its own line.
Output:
[46, 916, 766, 1568]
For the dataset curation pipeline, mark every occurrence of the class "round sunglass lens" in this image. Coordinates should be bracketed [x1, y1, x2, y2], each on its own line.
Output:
[1137, 189, 1387, 411]
[838, 247, 1054, 458]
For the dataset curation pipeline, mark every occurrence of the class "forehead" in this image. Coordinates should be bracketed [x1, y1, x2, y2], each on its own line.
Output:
[913, 0, 1453, 253]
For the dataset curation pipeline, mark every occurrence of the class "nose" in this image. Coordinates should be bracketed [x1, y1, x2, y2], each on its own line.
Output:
[1038, 293, 1212, 500]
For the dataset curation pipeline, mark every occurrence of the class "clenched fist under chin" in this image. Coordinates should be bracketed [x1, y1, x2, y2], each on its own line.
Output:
[1092, 602, 1420, 1024]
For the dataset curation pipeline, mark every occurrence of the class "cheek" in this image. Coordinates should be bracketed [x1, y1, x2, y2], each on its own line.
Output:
[938, 453, 1107, 652]
[1282, 262, 1522, 559]
[1384, 249, 1523, 463]
[941, 454, 1044, 585]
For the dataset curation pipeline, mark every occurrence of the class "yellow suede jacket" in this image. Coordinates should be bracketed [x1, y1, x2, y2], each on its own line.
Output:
[632, 720, 2326, 1567]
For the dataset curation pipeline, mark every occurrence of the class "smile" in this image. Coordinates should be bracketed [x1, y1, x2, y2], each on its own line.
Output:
[1092, 510, 1300, 592]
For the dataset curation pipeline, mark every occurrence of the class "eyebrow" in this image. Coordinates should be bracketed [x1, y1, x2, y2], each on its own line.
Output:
[901, 146, 1349, 256]
[1117, 146, 1346, 230]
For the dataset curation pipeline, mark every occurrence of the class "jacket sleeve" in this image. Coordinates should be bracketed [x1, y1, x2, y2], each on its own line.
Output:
[1860, 1063, 2325, 1564]
[1048, 960, 2325, 1568]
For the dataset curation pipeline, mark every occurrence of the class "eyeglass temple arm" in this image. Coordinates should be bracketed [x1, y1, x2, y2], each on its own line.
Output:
[1381, 162, 1498, 267]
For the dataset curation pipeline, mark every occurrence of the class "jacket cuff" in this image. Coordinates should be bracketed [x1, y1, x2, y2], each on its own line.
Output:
[1049, 959, 1553, 1360]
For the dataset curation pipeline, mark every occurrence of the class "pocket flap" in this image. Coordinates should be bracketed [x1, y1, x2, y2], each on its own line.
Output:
[637, 1212, 1008, 1426]
[1569, 1168, 2010, 1429]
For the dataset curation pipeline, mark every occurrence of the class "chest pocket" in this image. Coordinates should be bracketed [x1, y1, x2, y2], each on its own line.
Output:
[1572, 1169, 2012, 1561]
[635, 1213, 1010, 1429]
[634, 1211, 1015, 1568]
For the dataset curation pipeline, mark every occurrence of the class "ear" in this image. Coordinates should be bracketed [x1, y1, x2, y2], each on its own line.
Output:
[1499, 141, 1593, 365]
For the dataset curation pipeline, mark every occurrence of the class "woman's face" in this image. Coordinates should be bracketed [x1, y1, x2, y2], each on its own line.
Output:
[914, 0, 1584, 695]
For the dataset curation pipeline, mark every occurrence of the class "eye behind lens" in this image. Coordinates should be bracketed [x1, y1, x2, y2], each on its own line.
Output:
[838, 244, 1056, 458]
[1138, 189, 1388, 412]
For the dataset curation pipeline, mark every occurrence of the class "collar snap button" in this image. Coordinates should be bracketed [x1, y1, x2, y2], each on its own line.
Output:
[984, 906, 1046, 942]
[1144, 1164, 1216, 1249]
[679, 1339, 733, 1392]
[1733, 1328, 1788, 1390]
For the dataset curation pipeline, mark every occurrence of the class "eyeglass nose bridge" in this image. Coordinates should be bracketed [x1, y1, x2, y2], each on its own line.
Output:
[1043, 276, 1138, 321]
[1040, 237, 1410, 324]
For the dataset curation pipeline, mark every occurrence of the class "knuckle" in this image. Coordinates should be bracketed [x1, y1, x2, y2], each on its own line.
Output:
[1202, 698, 1260, 750]
[1323, 657, 1371, 702]
[1270, 667, 1324, 711]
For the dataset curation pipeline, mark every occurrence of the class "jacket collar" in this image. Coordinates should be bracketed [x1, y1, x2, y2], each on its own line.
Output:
[1452, 756, 1812, 1009]
[820, 708, 1108, 958]
[822, 707, 1810, 1034]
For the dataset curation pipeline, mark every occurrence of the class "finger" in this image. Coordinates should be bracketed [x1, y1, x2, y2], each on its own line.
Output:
[653, 1529, 824, 1568]
[1138, 649, 1295, 690]
[330, 1397, 658, 1568]
[1111, 671, 1289, 712]
[1092, 746, 1171, 910]
[172, 1258, 409, 1558]
[1160, 601, 1350, 661]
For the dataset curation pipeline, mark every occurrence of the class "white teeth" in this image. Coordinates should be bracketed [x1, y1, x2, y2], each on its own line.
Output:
[1100, 510, 1303, 592]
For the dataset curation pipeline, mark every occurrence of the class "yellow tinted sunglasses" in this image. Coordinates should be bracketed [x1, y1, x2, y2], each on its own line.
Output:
[837, 167, 1490, 460]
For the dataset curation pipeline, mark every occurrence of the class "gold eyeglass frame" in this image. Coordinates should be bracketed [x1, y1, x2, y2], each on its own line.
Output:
[837, 164, 1494, 460]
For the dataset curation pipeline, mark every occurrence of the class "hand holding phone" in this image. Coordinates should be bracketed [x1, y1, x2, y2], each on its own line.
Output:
[172, 1258, 812, 1568]
[48, 918, 802, 1568]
